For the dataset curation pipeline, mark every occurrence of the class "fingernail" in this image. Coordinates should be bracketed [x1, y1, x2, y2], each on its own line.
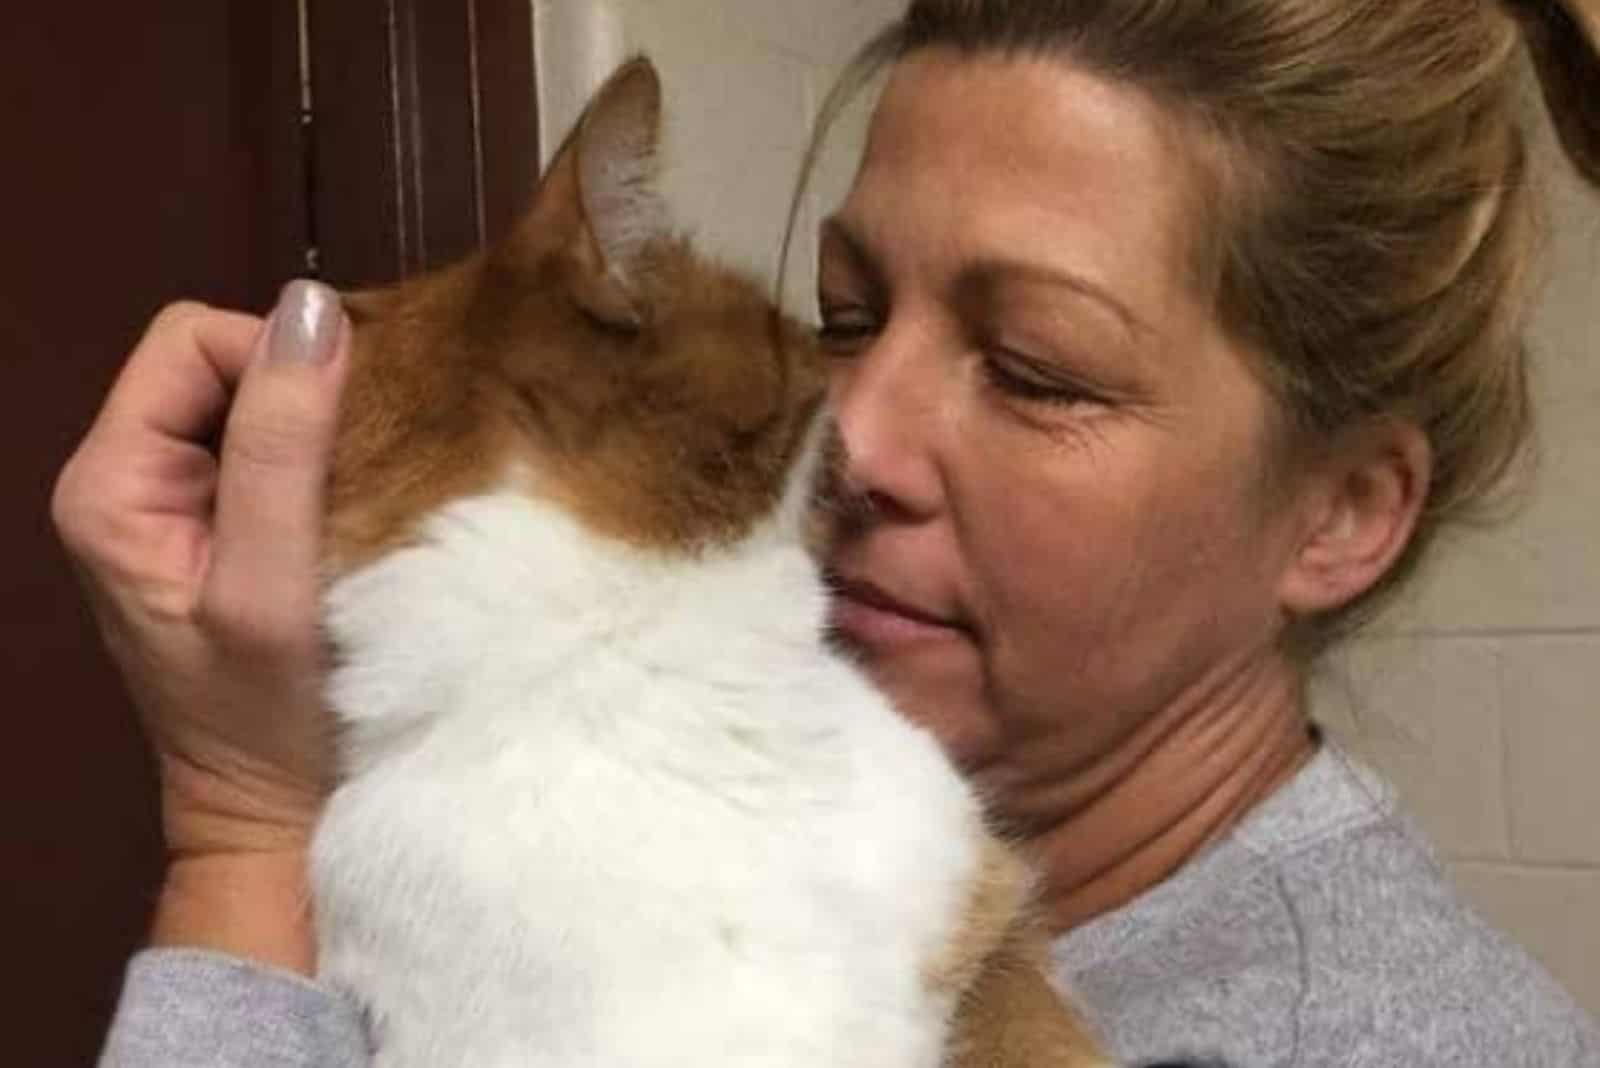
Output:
[268, 280, 344, 365]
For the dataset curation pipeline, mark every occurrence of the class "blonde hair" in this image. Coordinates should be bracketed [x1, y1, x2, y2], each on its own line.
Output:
[790, 0, 1600, 654]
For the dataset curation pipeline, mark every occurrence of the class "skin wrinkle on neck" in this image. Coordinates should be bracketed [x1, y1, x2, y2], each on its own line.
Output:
[1011, 653, 1315, 932]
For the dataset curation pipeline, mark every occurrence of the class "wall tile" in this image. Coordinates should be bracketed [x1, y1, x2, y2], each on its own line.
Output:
[1500, 637, 1600, 865]
[1450, 862, 1600, 1019]
[628, 24, 813, 284]
[736, 0, 903, 66]
[803, 57, 878, 215]
[1313, 637, 1511, 861]
[599, 0, 901, 307]
[791, 58, 884, 315]
[1388, 428, 1600, 636]
[611, 0, 899, 67]
[532, 0, 628, 161]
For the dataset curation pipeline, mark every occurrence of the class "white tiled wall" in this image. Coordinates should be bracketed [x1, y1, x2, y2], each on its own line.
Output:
[539, 0, 1600, 1017]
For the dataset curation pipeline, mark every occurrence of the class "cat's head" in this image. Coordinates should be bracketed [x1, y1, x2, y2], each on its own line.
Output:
[324, 58, 825, 575]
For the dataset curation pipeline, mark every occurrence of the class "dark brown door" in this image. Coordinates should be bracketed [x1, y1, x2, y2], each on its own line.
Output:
[1, 4, 534, 1063]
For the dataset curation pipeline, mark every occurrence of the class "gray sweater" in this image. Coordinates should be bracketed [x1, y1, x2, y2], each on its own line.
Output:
[99, 746, 1600, 1067]
[1053, 745, 1600, 1065]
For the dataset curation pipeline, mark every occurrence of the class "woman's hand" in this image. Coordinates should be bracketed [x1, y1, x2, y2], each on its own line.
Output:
[52, 281, 350, 974]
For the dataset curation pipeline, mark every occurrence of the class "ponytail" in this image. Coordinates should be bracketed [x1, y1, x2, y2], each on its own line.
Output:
[1509, 0, 1600, 184]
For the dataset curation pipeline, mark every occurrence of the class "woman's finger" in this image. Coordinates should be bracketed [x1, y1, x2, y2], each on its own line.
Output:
[98, 302, 266, 445]
[52, 304, 265, 592]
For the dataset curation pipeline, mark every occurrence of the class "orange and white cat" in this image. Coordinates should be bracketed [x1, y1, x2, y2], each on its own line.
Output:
[311, 58, 1108, 1068]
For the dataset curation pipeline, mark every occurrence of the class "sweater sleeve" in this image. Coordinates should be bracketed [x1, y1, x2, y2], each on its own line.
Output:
[98, 949, 369, 1068]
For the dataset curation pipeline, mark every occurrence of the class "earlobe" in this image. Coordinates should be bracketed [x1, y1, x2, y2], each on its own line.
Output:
[1277, 422, 1432, 618]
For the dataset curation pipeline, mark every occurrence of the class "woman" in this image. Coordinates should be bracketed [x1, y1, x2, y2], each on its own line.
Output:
[66, 0, 1600, 1065]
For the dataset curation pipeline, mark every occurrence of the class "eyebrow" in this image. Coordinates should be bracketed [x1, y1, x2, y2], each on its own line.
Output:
[959, 257, 1150, 342]
[821, 215, 1151, 342]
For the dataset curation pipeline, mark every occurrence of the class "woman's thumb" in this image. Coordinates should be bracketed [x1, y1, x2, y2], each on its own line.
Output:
[205, 281, 350, 641]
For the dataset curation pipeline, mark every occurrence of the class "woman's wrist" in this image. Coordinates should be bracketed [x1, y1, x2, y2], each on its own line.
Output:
[151, 849, 317, 977]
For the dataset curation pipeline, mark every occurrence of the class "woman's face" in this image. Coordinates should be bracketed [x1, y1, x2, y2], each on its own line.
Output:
[819, 52, 1309, 807]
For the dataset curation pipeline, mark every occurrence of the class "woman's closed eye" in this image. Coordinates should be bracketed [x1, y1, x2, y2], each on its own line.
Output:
[817, 304, 880, 353]
[819, 303, 1106, 409]
[981, 345, 1103, 407]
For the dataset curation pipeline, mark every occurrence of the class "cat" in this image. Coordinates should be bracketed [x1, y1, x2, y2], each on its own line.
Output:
[312, 57, 1109, 1068]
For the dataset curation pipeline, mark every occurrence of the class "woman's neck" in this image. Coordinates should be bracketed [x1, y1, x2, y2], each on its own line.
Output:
[993, 653, 1316, 934]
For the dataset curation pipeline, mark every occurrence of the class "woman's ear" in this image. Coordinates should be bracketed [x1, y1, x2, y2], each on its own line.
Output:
[1276, 421, 1432, 617]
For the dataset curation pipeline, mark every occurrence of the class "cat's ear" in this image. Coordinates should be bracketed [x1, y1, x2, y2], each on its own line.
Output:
[576, 58, 668, 292]
[508, 57, 668, 328]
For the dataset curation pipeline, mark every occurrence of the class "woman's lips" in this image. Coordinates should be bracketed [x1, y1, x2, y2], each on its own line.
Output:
[825, 575, 966, 650]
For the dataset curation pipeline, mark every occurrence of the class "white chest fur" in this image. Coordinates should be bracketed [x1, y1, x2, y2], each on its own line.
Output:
[311, 487, 984, 1068]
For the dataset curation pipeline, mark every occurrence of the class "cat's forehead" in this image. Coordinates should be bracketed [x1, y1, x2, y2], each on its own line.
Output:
[329, 254, 824, 566]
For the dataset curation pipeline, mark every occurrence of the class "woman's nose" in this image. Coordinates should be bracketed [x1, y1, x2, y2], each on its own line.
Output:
[827, 328, 944, 523]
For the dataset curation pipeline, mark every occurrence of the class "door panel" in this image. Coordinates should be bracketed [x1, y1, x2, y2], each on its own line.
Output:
[309, 0, 540, 287]
[2, 3, 533, 1062]
[1, 7, 306, 1064]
